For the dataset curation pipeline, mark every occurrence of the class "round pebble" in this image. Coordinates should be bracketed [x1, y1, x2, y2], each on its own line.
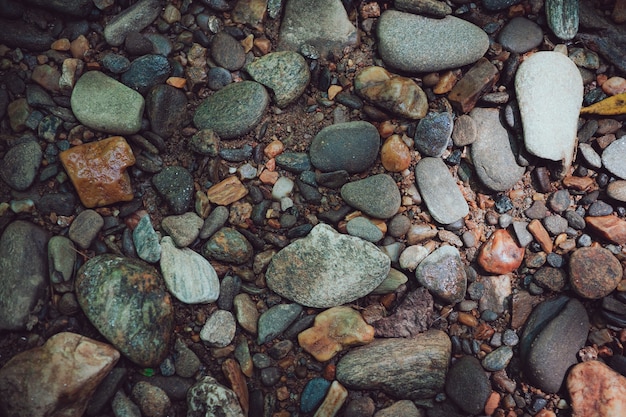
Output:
[569, 247, 623, 299]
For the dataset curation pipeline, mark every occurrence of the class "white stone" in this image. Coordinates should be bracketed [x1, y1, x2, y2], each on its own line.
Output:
[159, 236, 219, 304]
[200, 310, 236, 347]
[399, 245, 430, 271]
[602, 136, 626, 179]
[272, 176, 294, 200]
[515, 51, 583, 175]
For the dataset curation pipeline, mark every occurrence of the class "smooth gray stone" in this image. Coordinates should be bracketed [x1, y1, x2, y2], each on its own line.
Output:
[445, 356, 491, 414]
[340, 174, 401, 219]
[48, 236, 76, 290]
[497, 17, 543, 53]
[202, 228, 253, 264]
[68, 209, 104, 250]
[121, 54, 171, 94]
[414, 112, 453, 157]
[377, 11, 489, 73]
[415, 157, 469, 225]
[470, 107, 525, 191]
[395, 0, 452, 17]
[25, 0, 92, 16]
[346, 217, 384, 242]
[257, 303, 303, 344]
[0, 138, 42, 191]
[104, 0, 162, 46]
[146, 84, 189, 139]
[602, 136, 626, 179]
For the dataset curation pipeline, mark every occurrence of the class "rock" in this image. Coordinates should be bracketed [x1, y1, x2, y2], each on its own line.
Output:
[174, 339, 201, 378]
[266, 223, 390, 308]
[202, 227, 253, 264]
[533, 267, 567, 292]
[211, 32, 246, 71]
[245, 51, 310, 108]
[0, 18, 55, 51]
[104, 0, 162, 46]
[607, 180, 626, 202]
[377, 11, 489, 73]
[373, 287, 433, 337]
[207, 176, 249, 206]
[200, 206, 230, 239]
[161, 212, 204, 247]
[75, 254, 174, 367]
[477, 229, 525, 274]
[301, 378, 331, 413]
[497, 17, 543, 53]
[482, 346, 514, 371]
[146, 84, 189, 139]
[515, 51, 583, 175]
[415, 157, 469, 225]
[452, 114, 477, 146]
[298, 306, 374, 361]
[414, 112, 453, 157]
[520, 296, 589, 393]
[0, 221, 49, 331]
[199, 309, 236, 347]
[415, 245, 467, 304]
[187, 376, 245, 417]
[233, 293, 258, 334]
[336, 330, 451, 399]
[160, 236, 220, 304]
[121, 54, 171, 94]
[193, 81, 269, 139]
[257, 303, 303, 344]
[0, 138, 42, 191]
[567, 360, 626, 417]
[340, 174, 401, 219]
[546, 0, 579, 40]
[374, 400, 421, 417]
[315, 380, 348, 417]
[71, 71, 144, 135]
[354, 66, 428, 119]
[277, 0, 357, 57]
[371, 268, 409, 295]
[569, 246, 622, 299]
[68, 209, 104, 249]
[131, 381, 171, 417]
[381, 134, 412, 172]
[152, 166, 194, 214]
[133, 214, 161, 263]
[470, 107, 525, 191]
[0, 332, 119, 417]
[48, 236, 76, 292]
[479, 275, 512, 314]
[448, 58, 500, 114]
[346, 217, 384, 242]
[310, 121, 380, 174]
[395, 0, 451, 17]
[445, 356, 491, 415]
[602, 136, 626, 179]
[585, 215, 626, 245]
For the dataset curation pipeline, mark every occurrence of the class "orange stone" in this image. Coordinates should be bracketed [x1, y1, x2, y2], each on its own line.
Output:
[206, 176, 249, 205]
[51, 38, 71, 51]
[381, 134, 411, 172]
[527, 219, 553, 253]
[433, 69, 461, 94]
[166, 77, 187, 89]
[328, 85, 343, 100]
[70, 35, 90, 59]
[264, 140, 284, 159]
[562, 175, 595, 191]
[477, 229, 525, 274]
[222, 358, 249, 415]
[259, 169, 279, 185]
[585, 215, 626, 245]
[484, 391, 500, 416]
[60, 136, 135, 208]
[568, 360, 626, 417]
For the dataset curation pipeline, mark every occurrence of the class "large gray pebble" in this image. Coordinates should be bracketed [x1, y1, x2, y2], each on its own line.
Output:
[415, 245, 467, 304]
[0, 138, 42, 191]
[497, 17, 543, 53]
[104, 0, 162, 46]
[445, 356, 491, 415]
[602, 136, 626, 179]
[341, 174, 401, 219]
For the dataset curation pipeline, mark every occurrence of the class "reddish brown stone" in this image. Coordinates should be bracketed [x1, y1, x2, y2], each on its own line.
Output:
[527, 219, 553, 253]
[585, 215, 626, 245]
[207, 176, 249, 205]
[60, 136, 135, 208]
[562, 175, 595, 191]
[568, 360, 626, 417]
[477, 229, 525, 274]
[448, 58, 499, 113]
[380, 134, 411, 172]
[569, 247, 623, 299]
[222, 358, 249, 415]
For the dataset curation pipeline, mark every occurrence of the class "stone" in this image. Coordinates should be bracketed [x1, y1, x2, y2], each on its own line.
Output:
[68, 209, 104, 249]
[200, 206, 230, 239]
[233, 293, 258, 334]
[602, 136, 626, 179]
[445, 356, 491, 415]
[152, 166, 194, 214]
[266, 223, 390, 308]
[346, 217, 384, 242]
[569, 246, 622, 299]
[470, 107, 525, 191]
[497, 17, 544, 53]
[477, 229, 525, 275]
[373, 287, 433, 337]
[71, 71, 144, 135]
[104, 0, 162, 46]
[528, 219, 553, 253]
[133, 214, 161, 263]
[515, 51, 583, 175]
[482, 346, 514, 371]
[546, 0, 579, 40]
[200, 310, 236, 347]
[146, 84, 189, 139]
[186, 376, 245, 417]
[371, 268, 409, 295]
[202, 227, 253, 264]
[193, 81, 269, 139]
[245, 51, 310, 108]
[48, 236, 76, 292]
[314, 381, 348, 417]
[211, 32, 246, 71]
[479, 275, 512, 314]
[0, 332, 119, 417]
[336, 330, 451, 399]
[121, 54, 171, 94]
[567, 360, 626, 417]
[310, 121, 380, 174]
[0, 138, 42, 191]
[395, 0, 451, 17]
[452, 114, 477, 146]
[340, 174, 401, 219]
[75, 254, 174, 367]
[607, 180, 626, 202]
[257, 303, 303, 344]
[374, 400, 421, 417]
[354, 66, 428, 119]
[7, 98, 31, 132]
[381, 134, 412, 172]
[160, 236, 220, 304]
[207, 176, 249, 205]
[301, 378, 331, 413]
[585, 215, 626, 245]
[277, 0, 358, 57]
[415, 157, 469, 225]
[448, 58, 499, 114]
[174, 339, 201, 378]
[0, 221, 49, 331]
[221, 358, 248, 414]
[0, 19, 55, 51]
[131, 381, 171, 417]
[415, 245, 467, 304]
[161, 212, 204, 248]
[232, 0, 267, 29]
[31, 64, 61, 93]
[298, 306, 374, 362]
[377, 11, 488, 73]
[533, 267, 567, 292]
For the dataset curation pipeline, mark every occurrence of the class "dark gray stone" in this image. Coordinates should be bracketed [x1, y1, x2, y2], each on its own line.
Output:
[121, 54, 171, 94]
[211, 32, 246, 71]
[0, 138, 42, 191]
[414, 112, 453, 157]
[497, 17, 543, 53]
[146, 84, 189, 139]
[445, 356, 491, 414]
[152, 166, 194, 214]
[341, 174, 401, 219]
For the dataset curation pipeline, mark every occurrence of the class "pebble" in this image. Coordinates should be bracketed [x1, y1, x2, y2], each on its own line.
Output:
[131, 381, 171, 417]
[160, 236, 220, 304]
[346, 216, 384, 242]
[245, 51, 310, 108]
[477, 229, 525, 274]
[452, 114, 477, 146]
[602, 136, 626, 179]
[121, 54, 171, 94]
[354, 66, 428, 119]
[534, 266, 567, 292]
[200, 309, 236, 347]
[146, 84, 189, 139]
[310, 121, 380, 174]
[415, 245, 467, 304]
[381, 134, 412, 172]
[569, 246, 622, 299]
[233, 293, 258, 334]
[193, 81, 269, 139]
[548, 189, 571, 213]
[567, 360, 626, 417]
[112, 390, 141, 417]
[482, 346, 514, 371]
[161, 212, 203, 248]
[266, 223, 390, 307]
[415, 157, 469, 225]
[71, 71, 144, 135]
[602, 77, 626, 95]
[271, 176, 294, 200]
[445, 356, 491, 414]
[345, 397, 375, 417]
[607, 180, 626, 202]
[0, 332, 119, 417]
[377, 11, 489, 73]
[298, 306, 374, 361]
[125, 31, 154, 56]
[542, 214, 569, 235]
[257, 303, 303, 344]
[200, 206, 230, 239]
[260, 367, 282, 387]
[48, 236, 76, 292]
[0, 19, 55, 51]
[341, 174, 401, 219]
[589, 200, 614, 216]
[174, 339, 201, 378]
[207, 67, 233, 90]
[547, 0, 579, 40]
[371, 268, 409, 295]
[207, 176, 249, 206]
[497, 17, 543, 53]
[133, 214, 162, 263]
[479, 275, 512, 314]
[525, 200, 548, 219]
[0, 138, 42, 191]
[104, 0, 162, 46]
[336, 330, 451, 399]
[68, 209, 104, 249]
[414, 112, 453, 157]
[211, 32, 246, 71]
[202, 227, 253, 264]
[585, 215, 626, 245]
[76, 254, 174, 367]
[152, 166, 194, 214]
[515, 51, 583, 174]
[301, 378, 332, 413]
[186, 376, 245, 417]
[314, 380, 348, 417]
[374, 400, 421, 417]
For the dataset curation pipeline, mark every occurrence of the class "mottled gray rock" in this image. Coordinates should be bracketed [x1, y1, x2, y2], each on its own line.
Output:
[414, 112, 453, 157]
[266, 224, 390, 308]
[121, 54, 171, 94]
[199, 310, 236, 347]
[377, 11, 489, 73]
[257, 303, 303, 344]
[68, 209, 104, 250]
[346, 217, 384, 242]
[497, 17, 543, 53]
[374, 400, 421, 417]
[336, 330, 451, 399]
[48, 236, 76, 292]
[602, 136, 626, 179]
[133, 214, 161, 263]
[340, 174, 401, 219]
[0, 138, 42, 191]
[161, 212, 204, 248]
[104, 0, 162, 46]
[146, 84, 189, 139]
[186, 376, 244, 417]
[470, 107, 525, 191]
[415, 246, 467, 304]
[415, 157, 469, 225]
[152, 166, 194, 214]
[445, 356, 491, 415]
[202, 227, 253, 264]
[395, 0, 451, 17]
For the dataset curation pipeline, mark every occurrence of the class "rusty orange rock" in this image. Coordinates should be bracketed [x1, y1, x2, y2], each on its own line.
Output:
[222, 358, 249, 416]
[527, 219, 553, 253]
[207, 176, 249, 205]
[585, 215, 626, 245]
[381, 134, 412, 172]
[567, 360, 626, 417]
[477, 229, 525, 274]
[60, 136, 135, 208]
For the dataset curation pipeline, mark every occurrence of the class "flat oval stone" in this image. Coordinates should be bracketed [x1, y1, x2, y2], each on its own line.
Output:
[0, 138, 42, 191]
[211, 32, 246, 71]
[121, 54, 171, 94]
[607, 180, 626, 202]
[445, 356, 491, 415]
[75, 254, 174, 367]
[414, 112, 453, 157]
[146, 84, 189, 139]
[415, 245, 467, 304]
[193, 81, 269, 139]
[310, 121, 380, 174]
[377, 11, 489, 73]
[257, 303, 303, 345]
[602, 136, 626, 179]
[71, 71, 144, 135]
[340, 174, 401, 219]
[266, 223, 390, 308]
[187, 376, 245, 417]
[569, 246, 622, 299]
[546, 0, 579, 40]
[415, 157, 469, 225]
[104, 0, 161, 46]
[497, 17, 543, 53]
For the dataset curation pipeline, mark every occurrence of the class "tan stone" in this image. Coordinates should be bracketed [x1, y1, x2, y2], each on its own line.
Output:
[477, 229, 525, 274]
[264, 139, 284, 159]
[568, 360, 626, 417]
[314, 381, 348, 417]
[381, 134, 412, 172]
[207, 176, 249, 205]
[51, 38, 71, 51]
[0, 332, 119, 417]
[70, 35, 90, 59]
[585, 215, 626, 245]
[527, 219, 553, 253]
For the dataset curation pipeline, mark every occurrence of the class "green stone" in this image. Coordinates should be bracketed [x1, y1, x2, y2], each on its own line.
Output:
[202, 227, 253, 264]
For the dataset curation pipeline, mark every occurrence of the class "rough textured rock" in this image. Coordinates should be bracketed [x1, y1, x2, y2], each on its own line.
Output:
[187, 376, 245, 417]
[266, 223, 390, 308]
[569, 246, 622, 299]
[567, 360, 626, 417]
[415, 245, 467, 304]
[340, 174, 401, 219]
[373, 287, 434, 337]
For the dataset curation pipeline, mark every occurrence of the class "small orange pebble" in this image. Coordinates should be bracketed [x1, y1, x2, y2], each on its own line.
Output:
[241, 34, 254, 53]
[166, 76, 187, 88]
[484, 391, 500, 416]
[322, 364, 336, 380]
[51, 38, 71, 51]
[328, 85, 342, 100]
[259, 169, 279, 185]
[253, 38, 271, 55]
[377, 120, 396, 138]
[457, 311, 478, 327]
[535, 410, 556, 417]
[266, 158, 276, 171]
[528, 219, 553, 253]
[264, 140, 284, 159]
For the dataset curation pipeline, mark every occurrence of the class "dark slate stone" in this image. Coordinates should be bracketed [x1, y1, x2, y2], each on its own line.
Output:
[414, 112, 453, 157]
[146, 84, 189, 139]
[445, 356, 491, 415]
[121, 54, 171, 94]
[152, 166, 194, 214]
